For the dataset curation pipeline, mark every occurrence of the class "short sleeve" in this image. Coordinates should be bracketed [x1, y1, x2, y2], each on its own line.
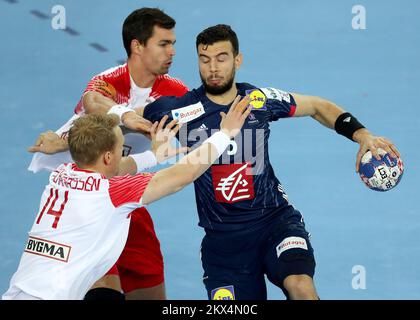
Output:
[108, 172, 155, 208]
[259, 88, 297, 121]
[74, 77, 119, 114]
[74, 65, 130, 114]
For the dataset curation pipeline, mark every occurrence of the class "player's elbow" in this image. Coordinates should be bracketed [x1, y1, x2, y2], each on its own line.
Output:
[310, 96, 326, 114]
[311, 97, 340, 118]
[316, 97, 342, 113]
[83, 92, 96, 114]
[83, 92, 104, 114]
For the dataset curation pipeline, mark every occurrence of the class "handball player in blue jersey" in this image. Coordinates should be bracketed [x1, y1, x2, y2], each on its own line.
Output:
[140, 25, 400, 300]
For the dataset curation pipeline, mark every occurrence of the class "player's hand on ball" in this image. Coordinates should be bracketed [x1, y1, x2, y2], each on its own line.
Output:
[353, 128, 401, 172]
[28, 131, 68, 154]
[121, 111, 153, 134]
[220, 95, 252, 138]
[150, 115, 190, 163]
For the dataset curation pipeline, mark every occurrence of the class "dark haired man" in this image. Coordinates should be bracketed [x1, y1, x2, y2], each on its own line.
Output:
[28, 8, 188, 300]
[140, 24, 400, 299]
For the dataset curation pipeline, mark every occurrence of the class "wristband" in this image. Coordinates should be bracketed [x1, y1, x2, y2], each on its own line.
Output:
[107, 104, 135, 125]
[334, 112, 365, 142]
[203, 131, 231, 157]
[130, 151, 158, 173]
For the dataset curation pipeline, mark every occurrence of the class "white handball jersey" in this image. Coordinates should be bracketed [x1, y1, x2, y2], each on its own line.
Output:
[2, 163, 154, 300]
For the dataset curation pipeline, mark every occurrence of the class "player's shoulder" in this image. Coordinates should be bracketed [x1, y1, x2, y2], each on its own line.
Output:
[153, 74, 189, 97]
[94, 63, 128, 79]
[237, 82, 259, 94]
[239, 83, 295, 106]
[144, 88, 199, 120]
[109, 172, 154, 185]
[108, 173, 154, 197]
[157, 74, 187, 87]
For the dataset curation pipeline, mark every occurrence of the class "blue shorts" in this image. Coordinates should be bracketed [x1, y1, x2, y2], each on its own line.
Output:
[200, 206, 316, 300]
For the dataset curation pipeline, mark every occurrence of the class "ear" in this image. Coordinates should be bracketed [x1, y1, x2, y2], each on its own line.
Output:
[103, 151, 112, 166]
[234, 52, 243, 70]
[131, 39, 144, 56]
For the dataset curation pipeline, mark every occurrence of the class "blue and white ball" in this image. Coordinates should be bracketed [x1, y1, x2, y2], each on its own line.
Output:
[359, 148, 404, 191]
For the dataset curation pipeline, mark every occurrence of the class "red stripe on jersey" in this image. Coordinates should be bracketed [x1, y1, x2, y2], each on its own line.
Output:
[109, 173, 155, 208]
[289, 105, 297, 117]
[152, 75, 189, 98]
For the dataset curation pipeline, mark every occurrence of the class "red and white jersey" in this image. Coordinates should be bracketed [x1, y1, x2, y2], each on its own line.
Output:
[3, 163, 154, 300]
[28, 63, 188, 173]
[74, 63, 188, 114]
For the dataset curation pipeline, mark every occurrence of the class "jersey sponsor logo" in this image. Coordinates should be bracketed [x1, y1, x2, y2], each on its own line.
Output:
[90, 79, 117, 100]
[211, 285, 235, 300]
[171, 102, 205, 123]
[24, 236, 71, 263]
[212, 163, 255, 203]
[260, 87, 291, 103]
[276, 236, 308, 257]
[246, 89, 267, 110]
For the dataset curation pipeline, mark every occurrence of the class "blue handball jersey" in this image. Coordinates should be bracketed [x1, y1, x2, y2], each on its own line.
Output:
[144, 83, 297, 232]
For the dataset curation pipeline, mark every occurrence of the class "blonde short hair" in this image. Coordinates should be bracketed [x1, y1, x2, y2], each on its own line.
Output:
[68, 114, 120, 166]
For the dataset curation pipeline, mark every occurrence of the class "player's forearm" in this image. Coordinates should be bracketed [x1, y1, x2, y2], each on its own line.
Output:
[293, 93, 368, 141]
[117, 151, 158, 176]
[312, 97, 345, 129]
[174, 142, 219, 184]
[83, 91, 118, 115]
[315, 98, 369, 142]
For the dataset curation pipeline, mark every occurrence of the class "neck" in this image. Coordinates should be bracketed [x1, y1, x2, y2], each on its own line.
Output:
[77, 163, 112, 178]
[205, 83, 238, 105]
[127, 56, 156, 88]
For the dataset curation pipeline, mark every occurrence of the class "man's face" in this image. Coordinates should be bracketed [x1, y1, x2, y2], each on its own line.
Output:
[139, 26, 176, 76]
[198, 41, 241, 95]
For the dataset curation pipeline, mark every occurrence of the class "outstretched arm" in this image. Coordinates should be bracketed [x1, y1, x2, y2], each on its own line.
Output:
[28, 91, 152, 154]
[292, 93, 400, 171]
[84, 91, 152, 133]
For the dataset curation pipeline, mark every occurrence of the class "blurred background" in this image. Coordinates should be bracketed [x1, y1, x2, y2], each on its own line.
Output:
[0, 0, 419, 299]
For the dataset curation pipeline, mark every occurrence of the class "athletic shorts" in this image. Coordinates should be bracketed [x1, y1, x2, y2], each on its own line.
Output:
[106, 207, 164, 293]
[200, 206, 315, 300]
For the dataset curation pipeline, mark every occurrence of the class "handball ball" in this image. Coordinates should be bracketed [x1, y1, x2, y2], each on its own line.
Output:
[359, 148, 404, 191]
